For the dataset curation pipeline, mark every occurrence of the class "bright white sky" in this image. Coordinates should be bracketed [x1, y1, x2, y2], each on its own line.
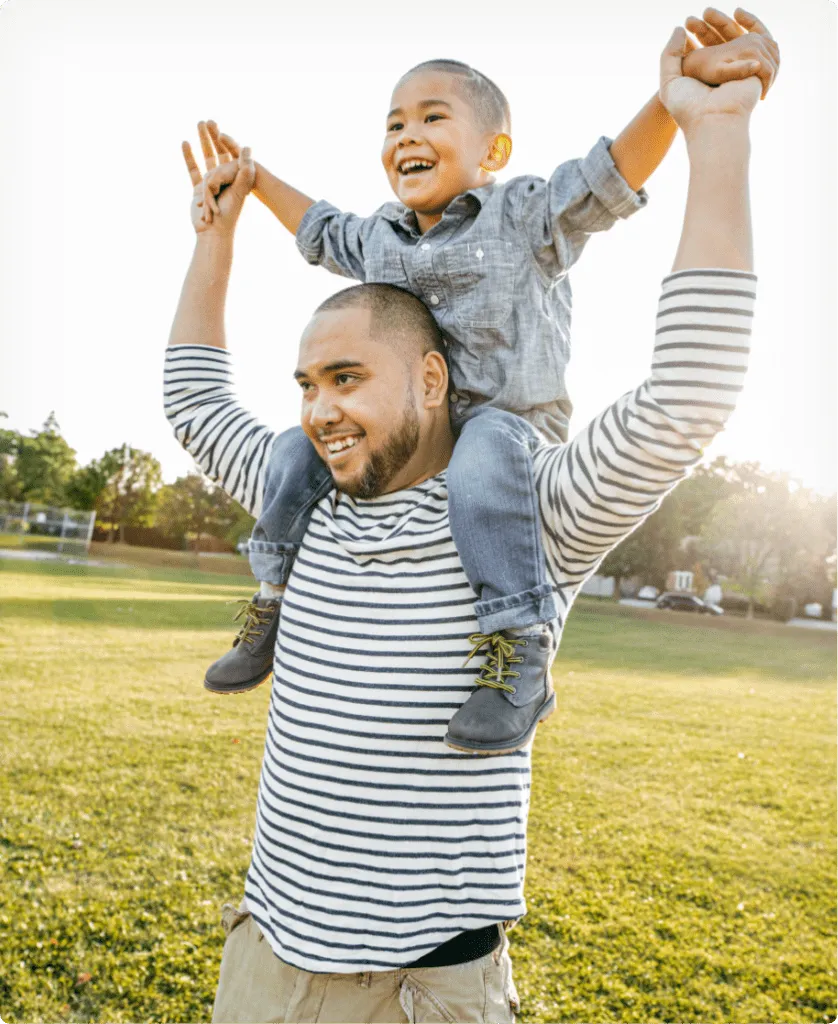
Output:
[0, 0, 835, 495]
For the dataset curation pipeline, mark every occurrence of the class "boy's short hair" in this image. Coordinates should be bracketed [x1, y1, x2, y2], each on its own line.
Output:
[401, 59, 511, 135]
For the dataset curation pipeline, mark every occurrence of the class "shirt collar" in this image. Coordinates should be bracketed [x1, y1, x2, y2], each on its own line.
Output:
[380, 183, 494, 235]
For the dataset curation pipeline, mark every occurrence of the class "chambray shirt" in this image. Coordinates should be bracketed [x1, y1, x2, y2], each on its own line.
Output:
[296, 136, 646, 443]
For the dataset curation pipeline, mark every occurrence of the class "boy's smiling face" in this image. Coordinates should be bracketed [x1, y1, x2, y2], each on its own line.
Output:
[382, 70, 504, 233]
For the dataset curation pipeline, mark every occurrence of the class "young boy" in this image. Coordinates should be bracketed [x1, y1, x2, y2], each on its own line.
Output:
[195, 22, 776, 755]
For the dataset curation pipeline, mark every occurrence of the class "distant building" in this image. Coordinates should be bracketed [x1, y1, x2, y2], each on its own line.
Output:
[666, 570, 694, 593]
[580, 575, 615, 598]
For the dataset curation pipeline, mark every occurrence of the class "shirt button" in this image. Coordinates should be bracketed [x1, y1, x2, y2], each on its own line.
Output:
[421, 243, 431, 251]
[450, 393, 458, 402]
[429, 294, 439, 305]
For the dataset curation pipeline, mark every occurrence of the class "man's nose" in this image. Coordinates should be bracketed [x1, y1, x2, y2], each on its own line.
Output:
[308, 391, 341, 428]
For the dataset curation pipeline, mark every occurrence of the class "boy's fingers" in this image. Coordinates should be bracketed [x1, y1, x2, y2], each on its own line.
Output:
[198, 121, 218, 170]
[685, 17, 726, 47]
[702, 7, 745, 39]
[182, 142, 203, 187]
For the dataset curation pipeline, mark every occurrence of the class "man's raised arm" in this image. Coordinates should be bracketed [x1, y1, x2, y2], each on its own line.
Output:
[164, 131, 276, 516]
[534, 26, 767, 619]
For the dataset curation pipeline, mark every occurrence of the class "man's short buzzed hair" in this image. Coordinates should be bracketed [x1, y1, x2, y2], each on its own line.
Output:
[314, 284, 447, 362]
[402, 59, 511, 135]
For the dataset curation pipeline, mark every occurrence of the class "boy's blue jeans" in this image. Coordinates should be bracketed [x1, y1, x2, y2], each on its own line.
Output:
[248, 407, 557, 634]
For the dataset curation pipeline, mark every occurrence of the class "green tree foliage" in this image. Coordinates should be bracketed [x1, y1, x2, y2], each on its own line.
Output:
[10, 413, 78, 506]
[700, 474, 837, 619]
[91, 446, 163, 542]
[0, 411, 22, 500]
[155, 473, 249, 552]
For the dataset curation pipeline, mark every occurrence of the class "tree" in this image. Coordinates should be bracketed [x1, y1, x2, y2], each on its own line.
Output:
[155, 473, 245, 551]
[91, 446, 163, 542]
[699, 475, 796, 618]
[0, 413, 21, 501]
[12, 413, 78, 506]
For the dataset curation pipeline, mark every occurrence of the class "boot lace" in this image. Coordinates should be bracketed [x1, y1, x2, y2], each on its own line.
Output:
[228, 599, 273, 647]
[463, 632, 528, 694]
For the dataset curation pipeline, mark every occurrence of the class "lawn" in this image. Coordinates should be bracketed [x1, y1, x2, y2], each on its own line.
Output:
[0, 557, 835, 1024]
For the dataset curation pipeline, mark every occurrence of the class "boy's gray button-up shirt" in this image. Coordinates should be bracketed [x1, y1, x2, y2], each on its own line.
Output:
[296, 136, 646, 443]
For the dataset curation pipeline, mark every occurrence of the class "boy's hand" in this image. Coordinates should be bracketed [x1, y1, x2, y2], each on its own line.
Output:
[182, 121, 255, 237]
[683, 8, 779, 99]
[660, 26, 762, 135]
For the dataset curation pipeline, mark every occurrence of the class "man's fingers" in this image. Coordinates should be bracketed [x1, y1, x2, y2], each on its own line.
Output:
[219, 132, 242, 159]
[702, 7, 745, 39]
[734, 7, 775, 41]
[198, 121, 218, 171]
[207, 121, 234, 163]
[686, 16, 726, 46]
[660, 26, 688, 90]
[182, 141, 203, 187]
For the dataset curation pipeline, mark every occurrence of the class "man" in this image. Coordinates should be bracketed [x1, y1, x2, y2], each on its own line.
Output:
[166, 19, 769, 1024]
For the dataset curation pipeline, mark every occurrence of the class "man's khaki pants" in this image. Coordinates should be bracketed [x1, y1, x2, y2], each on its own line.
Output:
[211, 903, 520, 1023]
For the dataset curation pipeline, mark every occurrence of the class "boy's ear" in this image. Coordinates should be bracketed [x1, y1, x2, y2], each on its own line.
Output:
[422, 351, 449, 409]
[481, 133, 512, 173]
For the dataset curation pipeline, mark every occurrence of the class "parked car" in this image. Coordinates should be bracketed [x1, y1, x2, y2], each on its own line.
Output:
[636, 585, 659, 601]
[656, 592, 724, 615]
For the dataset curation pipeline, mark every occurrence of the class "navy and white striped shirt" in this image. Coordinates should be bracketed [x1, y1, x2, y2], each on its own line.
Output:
[164, 270, 756, 972]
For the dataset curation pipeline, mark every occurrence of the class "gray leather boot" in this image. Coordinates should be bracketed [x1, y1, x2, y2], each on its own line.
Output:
[444, 626, 556, 754]
[204, 594, 280, 695]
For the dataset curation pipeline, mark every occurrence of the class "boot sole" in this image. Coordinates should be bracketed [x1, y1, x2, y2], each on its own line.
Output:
[204, 670, 272, 696]
[443, 693, 556, 756]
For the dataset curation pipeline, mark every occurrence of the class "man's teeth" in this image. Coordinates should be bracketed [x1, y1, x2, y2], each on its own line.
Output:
[399, 160, 434, 174]
[325, 436, 360, 454]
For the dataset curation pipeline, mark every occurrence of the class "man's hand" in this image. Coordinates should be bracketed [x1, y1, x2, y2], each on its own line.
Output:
[660, 25, 762, 135]
[182, 121, 255, 237]
[682, 8, 779, 100]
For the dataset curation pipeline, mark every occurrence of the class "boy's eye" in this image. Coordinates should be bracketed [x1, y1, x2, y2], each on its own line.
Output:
[387, 122, 403, 132]
[425, 113, 445, 123]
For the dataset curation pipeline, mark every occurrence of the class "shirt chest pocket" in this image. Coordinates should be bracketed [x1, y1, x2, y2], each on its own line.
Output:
[365, 253, 408, 286]
[443, 239, 516, 329]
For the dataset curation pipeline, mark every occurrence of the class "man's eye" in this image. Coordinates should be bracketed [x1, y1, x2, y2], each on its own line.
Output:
[335, 374, 357, 386]
[298, 381, 313, 392]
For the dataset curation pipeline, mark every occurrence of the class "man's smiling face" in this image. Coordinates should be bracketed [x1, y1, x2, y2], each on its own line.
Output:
[295, 307, 438, 498]
[381, 70, 496, 231]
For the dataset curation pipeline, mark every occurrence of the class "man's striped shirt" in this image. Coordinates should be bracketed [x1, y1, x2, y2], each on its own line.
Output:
[163, 270, 756, 972]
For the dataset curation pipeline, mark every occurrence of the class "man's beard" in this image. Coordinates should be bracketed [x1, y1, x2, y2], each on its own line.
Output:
[337, 393, 420, 500]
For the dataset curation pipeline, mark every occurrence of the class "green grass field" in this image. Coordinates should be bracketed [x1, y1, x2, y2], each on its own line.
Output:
[1, 557, 835, 1024]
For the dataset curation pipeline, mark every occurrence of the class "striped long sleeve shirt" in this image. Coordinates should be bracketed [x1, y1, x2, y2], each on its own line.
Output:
[163, 269, 756, 972]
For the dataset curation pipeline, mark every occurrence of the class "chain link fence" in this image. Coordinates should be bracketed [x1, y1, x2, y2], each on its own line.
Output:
[0, 501, 96, 556]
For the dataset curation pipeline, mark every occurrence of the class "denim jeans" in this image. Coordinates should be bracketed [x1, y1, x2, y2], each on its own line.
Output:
[248, 410, 556, 632]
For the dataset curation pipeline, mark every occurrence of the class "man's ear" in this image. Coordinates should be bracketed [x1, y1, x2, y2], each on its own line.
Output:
[422, 351, 449, 409]
[481, 133, 512, 174]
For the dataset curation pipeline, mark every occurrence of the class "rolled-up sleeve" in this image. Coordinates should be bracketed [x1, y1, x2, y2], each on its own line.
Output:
[295, 200, 374, 281]
[516, 136, 647, 278]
